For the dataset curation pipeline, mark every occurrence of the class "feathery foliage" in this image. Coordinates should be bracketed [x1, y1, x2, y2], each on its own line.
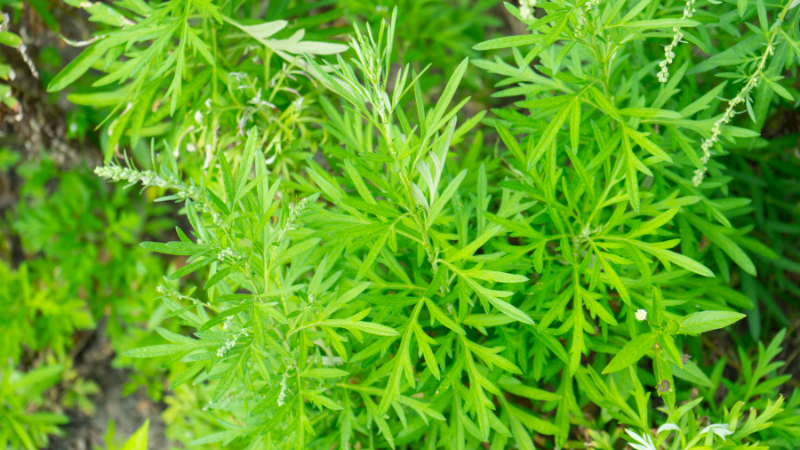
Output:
[25, 0, 800, 447]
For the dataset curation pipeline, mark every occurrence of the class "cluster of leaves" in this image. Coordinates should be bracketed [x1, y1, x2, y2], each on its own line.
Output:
[62, 1, 799, 449]
[3, 0, 354, 447]
[0, 364, 67, 449]
[22, 0, 800, 448]
[336, 0, 504, 95]
[0, 0, 362, 442]
[0, 153, 179, 446]
[588, 329, 800, 450]
[48, 0, 349, 175]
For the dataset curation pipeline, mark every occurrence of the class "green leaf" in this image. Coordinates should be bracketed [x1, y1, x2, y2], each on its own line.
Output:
[187, 427, 256, 446]
[349, 321, 401, 336]
[603, 332, 657, 374]
[765, 78, 794, 101]
[589, 87, 621, 121]
[124, 344, 206, 358]
[628, 208, 679, 239]
[473, 34, 543, 50]
[611, 19, 700, 29]
[472, 281, 533, 325]
[598, 254, 631, 304]
[169, 364, 205, 391]
[428, 169, 467, 228]
[448, 225, 503, 262]
[658, 333, 683, 367]
[630, 239, 714, 277]
[425, 298, 466, 335]
[168, 257, 211, 280]
[465, 269, 528, 284]
[499, 381, 562, 401]
[119, 420, 149, 450]
[672, 361, 714, 388]
[583, 290, 618, 326]
[756, 0, 768, 32]
[426, 58, 468, 137]
[48, 43, 106, 92]
[528, 100, 572, 169]
[481, 210, 542, 238]
[355, 226, 391, 280]
[684, 214, 755, 276]
[342, 198, 400, 218]
[678, 311, 746, 335]
[0, 32, 22, 48]
[205, 264, 239, 289]
[619, 107, 683, 120]
[738, 0, 748, 17]
[141, 241, 201, 256]
[625, 127, 672, 162]
[274, 238, 321, 266]
[305, 390, 344, 410]
[199, 304, 251, 332]
[680, 81, 728, 117]
[235, 128, 260, 203]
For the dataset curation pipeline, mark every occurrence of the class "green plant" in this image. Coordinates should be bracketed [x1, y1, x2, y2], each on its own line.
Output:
[0, 364, 67, 449]
[49, 0, 348, 173]
[621, 393, 785, 450]
[161, 383, 242, 449]
[0, 155, 177, 448]
[39, 0, 800, 448]
[336, 0, 503, 96]
[96, 419, 150, 450]
[85, 8, 797, 450]
[9, 157, 171, 348]
[0, 260, 95, 364]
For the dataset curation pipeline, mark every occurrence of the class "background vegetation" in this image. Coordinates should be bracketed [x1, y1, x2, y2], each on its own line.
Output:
[0, 0, 798, 449]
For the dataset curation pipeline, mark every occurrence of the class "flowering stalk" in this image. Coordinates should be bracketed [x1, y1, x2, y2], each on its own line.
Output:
[657, 0, 696, 83]
[275, 197, 311, 243]
[95, 164, 193, 196]
[218, 247, 243, 262]
[277, 370, 290, 406]
[216, 327, 249, 358]
[690, 1, 797, 186]
[692, 29, 782, 186]
[519, 0, 537, 20]
[576, 0, 602, 36]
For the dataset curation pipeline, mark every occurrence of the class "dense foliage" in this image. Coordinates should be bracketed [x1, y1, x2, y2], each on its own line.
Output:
[2, 0, 800, 448]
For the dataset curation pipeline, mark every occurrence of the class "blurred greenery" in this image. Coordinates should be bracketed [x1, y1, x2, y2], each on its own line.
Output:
[0, 154, 176, 445]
